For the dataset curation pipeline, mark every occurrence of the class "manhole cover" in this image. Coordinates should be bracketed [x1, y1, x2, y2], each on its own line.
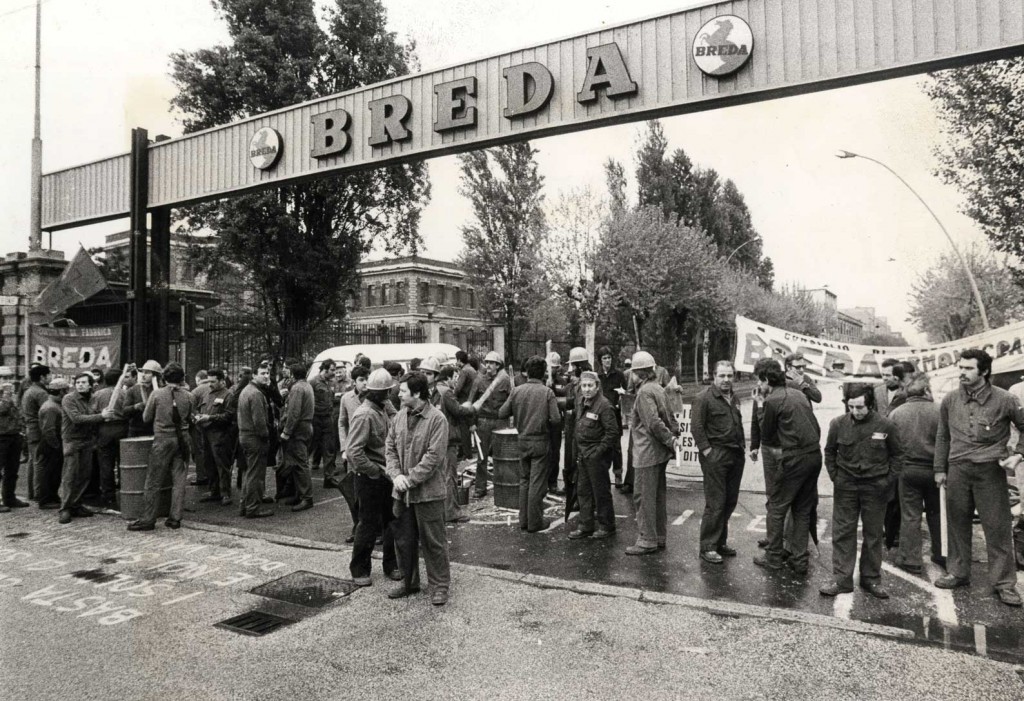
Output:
[216, 611, 295, 636]
[250, 570, 355, 608]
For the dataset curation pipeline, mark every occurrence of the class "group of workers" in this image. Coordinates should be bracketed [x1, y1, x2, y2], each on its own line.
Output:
[691, 349, 1023, 607]
[0, 342, 1020, 609]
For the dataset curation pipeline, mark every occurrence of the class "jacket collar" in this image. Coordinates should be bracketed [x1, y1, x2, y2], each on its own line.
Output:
[959, 382, 992, 405]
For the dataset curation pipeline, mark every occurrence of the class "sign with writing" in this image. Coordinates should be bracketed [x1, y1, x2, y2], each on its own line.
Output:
[673, 406, 701, 469]
[692, 15, 753, 77]
[29, 325, 121, 379]
[249, 127, 283, 170]
[733, 314, 1024, 379]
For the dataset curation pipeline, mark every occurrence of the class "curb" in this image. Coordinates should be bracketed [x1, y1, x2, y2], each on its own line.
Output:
[181, 519, 915, 643]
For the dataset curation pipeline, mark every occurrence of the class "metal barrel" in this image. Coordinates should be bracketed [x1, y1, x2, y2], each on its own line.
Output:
[490, 428, 520, 509]
[118, 436, 171, 520]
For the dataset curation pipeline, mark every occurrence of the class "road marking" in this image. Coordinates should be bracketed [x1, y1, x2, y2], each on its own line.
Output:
[974, 623, 987, 657]
[834, 592, 854, 619]
[317, 495, 345, 506]
[883, 561, 958, 627]
[746, 516, 766, 533]
[672, 510, 694, 526]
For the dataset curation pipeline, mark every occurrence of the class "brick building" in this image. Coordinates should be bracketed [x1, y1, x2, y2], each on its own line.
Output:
[349, 256, 492, 350]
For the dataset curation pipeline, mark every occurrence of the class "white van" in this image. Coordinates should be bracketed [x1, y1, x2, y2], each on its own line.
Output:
[306, 343, 463, 380]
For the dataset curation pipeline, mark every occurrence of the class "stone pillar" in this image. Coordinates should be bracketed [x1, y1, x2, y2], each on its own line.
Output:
[491, 324, 505, 360]
[584, 321, 596, 365]
[425, 319, 440, 344]
[0, 250, 67, 377]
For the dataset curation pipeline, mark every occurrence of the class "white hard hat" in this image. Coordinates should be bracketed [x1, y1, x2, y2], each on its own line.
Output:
[484, 351, 503, 365]
[568, 347, 588, 364]
[366, 368, 396, 391]
[431, 351, 449, 364]
[630, 351, 656, 370]
[547, 351, 561, 366]
[141, 360, 163, 373]
[419, 356, 442, 374]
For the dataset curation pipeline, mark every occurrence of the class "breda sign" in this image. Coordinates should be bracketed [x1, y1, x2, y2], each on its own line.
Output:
[692, 15, 753, 78]
[249, 127, 282, 170]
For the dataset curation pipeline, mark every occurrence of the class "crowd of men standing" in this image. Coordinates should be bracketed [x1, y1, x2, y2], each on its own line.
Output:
[0, 342, 1020, 610]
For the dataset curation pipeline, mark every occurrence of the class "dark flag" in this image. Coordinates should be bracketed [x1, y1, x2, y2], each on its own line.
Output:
[33, 246, 109, 324]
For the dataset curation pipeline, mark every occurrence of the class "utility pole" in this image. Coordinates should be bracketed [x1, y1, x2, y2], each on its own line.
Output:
[29, 0, 43, 251]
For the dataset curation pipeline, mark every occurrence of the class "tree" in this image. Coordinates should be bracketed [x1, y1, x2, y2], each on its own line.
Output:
[718, 272, 829, 337]
[926, 59, 1024, 274]
[170, 0, 430, 354]
[541, 186, 617, 335]
[593, 206, 728, 376]
[88, 247, 129, 284]
[456, 142, 548, 368]
[908, 245, 1024, 342]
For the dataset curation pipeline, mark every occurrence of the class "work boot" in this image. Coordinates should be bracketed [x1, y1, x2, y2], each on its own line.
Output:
[71, 506, 94, 518]
[291, 498, 314, 512]
[717, 545, 737, 557]
[38, 501, 60, 510]
[244, 509, 274, 519]
[934, 574, 971, 589]
[752, 555, 783, 571]
[127, 520, 154, 531]
[592, 529, 615, 539]
[431, 589, 449, 606]
[0, 505, 10, 514]
[568, 530, 593, 540]
[819, 582, 853, 597]
[220, 496, 233, 506]
[387, 585, 421, 600]
[198, 493, 221, 503]
[860, 581, 890, 599]
[387, 570, 404, 581]
[165, 519, 181, 529]
[625, 544, 657, 556]
[700, 550, 724, 564]
[5, 498, 29, 508]
[351, 576, 372, 588]
[997, 588, 1023, 607]
[58, 509, 72, 524]
[261, 496, 275, 504]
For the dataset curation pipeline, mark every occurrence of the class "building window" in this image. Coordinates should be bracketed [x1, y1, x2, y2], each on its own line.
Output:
[420, 281, 430, 304]
[453, 287, 462, 308]
[365, 285, 373, 308]
[396, 281, 406, 305]
[468, 288, 475, 310]
[437, 284, 446, 307]
[381, 283, 389, 306]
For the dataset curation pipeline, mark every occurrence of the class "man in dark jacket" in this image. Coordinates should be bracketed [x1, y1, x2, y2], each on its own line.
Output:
[821, 383, 903, 599]
[123, 360, 162, 437]
[570, 370, 618, 539]
[21, 364, 50, 502]
[59, 373, 106, 524]
[309, 359, 336, 478]
[453, 351, 478, 459]
[36, 377, 68, 509]
[422, 358, 476, 523]
[195, 369, 235, 506]
[236, 364, 273, 518]
[888, 372, 944, 574]
[597, 347, 626, 486]
[280, 361, 315, 512]
[692, 360, 746, 564]
[92, 367, 129, 508]
[498, 356, 562, 533]
[0, 381, 25, 511]
[471, 351, 511, 498]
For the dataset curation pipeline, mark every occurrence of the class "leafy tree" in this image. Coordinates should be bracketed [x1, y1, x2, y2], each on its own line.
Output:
[170, 0, 430, 354]
[926, 59, 1024, 274]
[719, 272, 829, 337]
[908, 245, 1024, 342]
[456, 142, 548, 368]
[592, 206, 728, 376]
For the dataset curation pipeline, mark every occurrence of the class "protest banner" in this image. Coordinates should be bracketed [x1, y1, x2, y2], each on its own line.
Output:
[732, 315, 1024, 380]
[28, 325, 122, 381]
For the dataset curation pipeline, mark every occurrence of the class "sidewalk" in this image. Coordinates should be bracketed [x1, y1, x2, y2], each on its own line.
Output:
[1, 508, 1021, 701]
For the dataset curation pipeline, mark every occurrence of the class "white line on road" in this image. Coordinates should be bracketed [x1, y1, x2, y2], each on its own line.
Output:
[672, 510, 694, 526]
[834, 593, 854, 620]
[317, 495, 345, 506]
[883, 561, 958, 627]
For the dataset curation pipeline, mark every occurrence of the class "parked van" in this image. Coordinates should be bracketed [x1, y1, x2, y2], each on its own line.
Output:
[306, 343, 463, 380]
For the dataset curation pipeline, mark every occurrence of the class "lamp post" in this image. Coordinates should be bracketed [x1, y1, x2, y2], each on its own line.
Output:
[425, 301, 436, 321]
[724, 238, 757, 265]
[836, 149, 990, 331]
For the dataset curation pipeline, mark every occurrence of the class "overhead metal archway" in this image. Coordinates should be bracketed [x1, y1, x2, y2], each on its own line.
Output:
[38, 0, 1024, 359]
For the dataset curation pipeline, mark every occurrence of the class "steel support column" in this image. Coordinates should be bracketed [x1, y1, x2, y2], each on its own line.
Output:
[150, 206, 171, 364]
[128, 127, 149, 362]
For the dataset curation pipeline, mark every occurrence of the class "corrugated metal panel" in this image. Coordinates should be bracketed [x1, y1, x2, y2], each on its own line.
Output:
[42, 0, 1024, 229]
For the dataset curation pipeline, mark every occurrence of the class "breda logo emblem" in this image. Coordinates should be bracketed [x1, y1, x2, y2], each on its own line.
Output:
[692, 15, 753, 77]
[248, 127, 282, 170]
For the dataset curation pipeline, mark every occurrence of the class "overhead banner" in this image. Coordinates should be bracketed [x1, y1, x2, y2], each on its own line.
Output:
[29, 325, 122, 381]
[732, 315, 1024, 380]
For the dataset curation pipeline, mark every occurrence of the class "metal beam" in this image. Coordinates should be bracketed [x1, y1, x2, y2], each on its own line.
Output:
[128, 127, 149, 362]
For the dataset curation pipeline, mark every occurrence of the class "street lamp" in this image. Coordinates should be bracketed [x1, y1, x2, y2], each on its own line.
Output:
[425, 301, 436, 321]
[724, 238, 758, 265]
[836, 149, 990, 331]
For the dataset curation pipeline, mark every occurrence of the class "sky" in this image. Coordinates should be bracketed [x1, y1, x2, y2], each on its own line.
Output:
[0, 0, 999, 345]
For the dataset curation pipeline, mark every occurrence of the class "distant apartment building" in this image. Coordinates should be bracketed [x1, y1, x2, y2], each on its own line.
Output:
[348, 255, 490, 349]
[841, 306, 893, 339]
[806, 287, 864, 344]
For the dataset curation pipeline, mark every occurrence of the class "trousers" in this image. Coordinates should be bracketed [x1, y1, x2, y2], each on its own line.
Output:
[311, 417, 338, 480]
[633, 461, 667, 548]
[0, 435, 23, 505]
[36, 442, 63, 505]
[946, 460, 1017, 590]
[350, 474, 398, 578]
[204, 430, 235, 498]
[60, 446, 94, 512]
[832, 473, 891, 588]
[547, 424, 563, 487]
[280, 423, 313, 501]
[576, 447, 615, 533]
[239, 436, 269, 516]
[518, 437, 549, 531]
[140, 437, 187, 524]
[698, 446, 745, 552]
[765, 450, 821, 569]
[897, 465, 942, 569]
[442, 444, 468, 522]
[475, 418, 502, 492]
[393, 498, 450, 594]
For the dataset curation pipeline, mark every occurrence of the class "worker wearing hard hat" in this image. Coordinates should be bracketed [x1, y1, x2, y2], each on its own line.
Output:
[36, 376, 69, 510]
[470, 351, 511, 499]
[124, 359, 163, 437]
[625, 351, 679, 555]
[421, 357, 476, 523]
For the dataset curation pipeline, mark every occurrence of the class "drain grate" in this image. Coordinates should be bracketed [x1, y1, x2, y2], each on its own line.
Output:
[250, 570, 355, 608]
[216, 611, 295, 637]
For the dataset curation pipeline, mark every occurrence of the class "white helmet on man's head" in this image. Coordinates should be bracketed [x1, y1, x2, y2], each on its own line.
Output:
[484, 351, 503, 366]
[568, 347, 588, 364]
[419, 357, 442, 374]
[141, 360, 163, 374]
[366, 368, 396, 391]
[630, 351, 656, 370]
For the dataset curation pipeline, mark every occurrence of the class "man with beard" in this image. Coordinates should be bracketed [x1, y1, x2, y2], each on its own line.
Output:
[280, 360, 315, 512]
[59, 373, 107, 524]
[348, 368, 401, 587]
[692, 361, 746, 564]
[386, 372, 451, 605]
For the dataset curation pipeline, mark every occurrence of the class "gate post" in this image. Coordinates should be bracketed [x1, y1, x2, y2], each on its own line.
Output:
[128, 127, 149, 362]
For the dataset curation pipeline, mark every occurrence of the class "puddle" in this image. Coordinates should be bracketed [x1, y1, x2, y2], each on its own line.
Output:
[4, 532, 30, 539]
[862, 613, 1024, 664]
[70, 569, 119, 584]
